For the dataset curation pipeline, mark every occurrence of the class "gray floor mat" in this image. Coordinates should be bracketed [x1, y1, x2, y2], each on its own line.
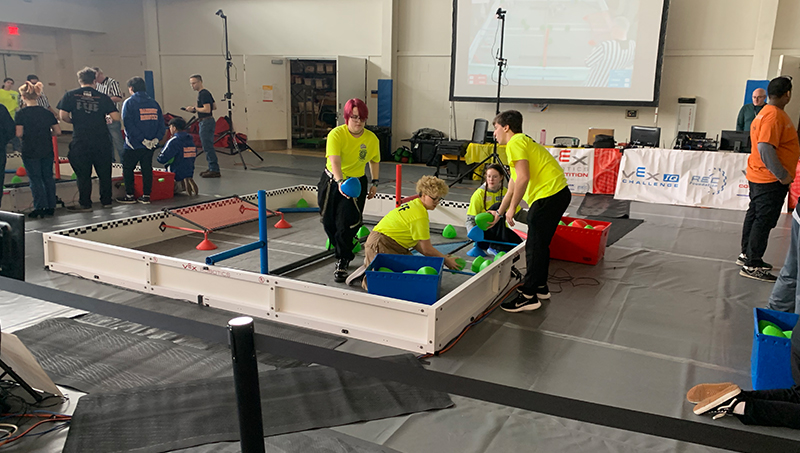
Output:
[13, 316, 289, 393]
[585, 216, 644, 246]
[62, 355, 453, 453]
[172, 429, 401, 453]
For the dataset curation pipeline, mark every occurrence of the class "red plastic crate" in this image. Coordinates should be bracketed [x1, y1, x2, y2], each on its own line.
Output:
[550, 216, 611, 265]
[133, 170, 175, 201]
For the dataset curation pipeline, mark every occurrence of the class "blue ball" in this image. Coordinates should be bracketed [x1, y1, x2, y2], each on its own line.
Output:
[341, 177, 362, 198]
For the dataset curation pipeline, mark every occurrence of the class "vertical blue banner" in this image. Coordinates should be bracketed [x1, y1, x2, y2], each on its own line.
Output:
[145, 70, 155, 98]
[377, 79, 393, 127]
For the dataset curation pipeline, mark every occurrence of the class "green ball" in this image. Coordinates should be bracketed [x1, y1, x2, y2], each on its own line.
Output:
[71, 172, 77, 180]
[352, 242, 362, 254]
[759, 320, 781, 334]
[378, 267, 394, 273]
[455, 257, 466, 271]
[762, 325, 786, 338]
[297, 198, 309, 208]
[357, 225, 370, 239]
[558, 220, 566, 226]
[784, 330, 793, 339]
[442, 225, 457, 239]
[495, 251, 506, 259]
[479, 258, 493, 271]
[394, 153, 402, 162]
[471, 256, 485, 273]
[475, 212, 494, 231]
[158, 178, 165, 182]
[403, 270, 417, 274]
[417, 266, 438, 275]
[10, 176, 22, 184]
[584, 224, 594, 229]
[325, 238, 334, 250]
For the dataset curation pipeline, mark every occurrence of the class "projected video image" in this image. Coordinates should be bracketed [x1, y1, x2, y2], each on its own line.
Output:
[466, 0, 638, 88]
[451, 0, 667, 104]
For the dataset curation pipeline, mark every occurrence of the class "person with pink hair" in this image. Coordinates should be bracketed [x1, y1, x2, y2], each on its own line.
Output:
[318, 98, 381, 283]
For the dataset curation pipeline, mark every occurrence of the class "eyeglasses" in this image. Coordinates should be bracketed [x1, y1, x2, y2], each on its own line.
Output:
[428, 196, 442, 203]
[349, 115, 364, 122]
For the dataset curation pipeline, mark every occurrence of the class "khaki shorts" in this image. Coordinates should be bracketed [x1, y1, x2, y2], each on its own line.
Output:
[361, 231, 412, 290]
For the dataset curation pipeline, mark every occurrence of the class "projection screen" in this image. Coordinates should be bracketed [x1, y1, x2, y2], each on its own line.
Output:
[450, 0, 670, 106]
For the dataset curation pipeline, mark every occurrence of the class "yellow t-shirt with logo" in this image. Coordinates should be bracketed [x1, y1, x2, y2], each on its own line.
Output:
[373, 198, 430, 249]
[505, 133, 567, 205]
[467, 185, 508, 216]
[325, 124, 380, 178]
[0, 90, 19, 119]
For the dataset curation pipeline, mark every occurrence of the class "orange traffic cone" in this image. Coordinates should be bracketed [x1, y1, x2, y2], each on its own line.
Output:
[274, 212, 292, 229]
[196, 231, 217, 250]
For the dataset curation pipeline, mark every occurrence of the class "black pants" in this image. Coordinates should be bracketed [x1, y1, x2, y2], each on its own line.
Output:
[521, 186, 572, 294]
[318, 172, 367, 263]
[737, 348, 800, 429]
[741, 181, 789, 266]
[68, 139, 113, 207]
[478, 202, 523, 252]
[122, 148, 154, 196]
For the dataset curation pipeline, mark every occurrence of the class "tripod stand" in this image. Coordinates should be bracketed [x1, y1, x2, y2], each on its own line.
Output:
[215, 10, 263, 170]
[450, 8, 508, 186]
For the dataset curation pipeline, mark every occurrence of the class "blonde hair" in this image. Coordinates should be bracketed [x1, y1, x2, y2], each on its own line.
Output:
[19, 81, 43, 101]
[416, 175, 449, 199]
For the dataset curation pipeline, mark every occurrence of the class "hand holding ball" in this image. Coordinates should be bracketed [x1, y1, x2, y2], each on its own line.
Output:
[475, 212, 494, 231]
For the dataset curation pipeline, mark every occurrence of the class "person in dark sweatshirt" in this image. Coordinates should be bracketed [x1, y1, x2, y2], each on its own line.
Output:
[157, 117, 198, 196]
[117, 76, 165, 204]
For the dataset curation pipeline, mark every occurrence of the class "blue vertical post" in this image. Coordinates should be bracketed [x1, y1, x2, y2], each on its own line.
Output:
[144, 70, 155, 99]
[258, 190, 268, 274]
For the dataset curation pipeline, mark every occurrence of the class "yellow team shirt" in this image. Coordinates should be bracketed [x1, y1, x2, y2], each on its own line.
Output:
[467, 185, 509, 216]
[0, 90, 18, 119]
[505, 133, 567, 205]
[325, 124, 380, 178]
[373, 198, 430, 249]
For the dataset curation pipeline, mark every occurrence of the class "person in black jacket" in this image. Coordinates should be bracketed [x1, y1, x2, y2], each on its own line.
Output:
[0, 106, 15, 207]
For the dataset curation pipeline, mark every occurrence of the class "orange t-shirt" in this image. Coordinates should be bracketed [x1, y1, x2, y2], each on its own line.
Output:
[747, 104, 800, 183]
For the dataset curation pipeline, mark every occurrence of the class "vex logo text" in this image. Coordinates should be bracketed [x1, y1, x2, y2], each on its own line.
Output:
[621, 166, 680, 188]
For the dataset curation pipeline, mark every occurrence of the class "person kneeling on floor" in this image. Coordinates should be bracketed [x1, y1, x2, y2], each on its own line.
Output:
[157, 117, 198, 196]
[346, 175, 460, 287]
[688, 318, 800, 429]
[466, 163, 523, 254]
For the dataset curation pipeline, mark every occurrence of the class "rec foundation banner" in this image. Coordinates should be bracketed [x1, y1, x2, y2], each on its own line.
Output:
[614, 148, 751, 211]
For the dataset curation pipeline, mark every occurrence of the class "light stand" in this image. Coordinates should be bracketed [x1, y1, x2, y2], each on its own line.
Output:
[450, 8, 509, 186]
[214, 10, 263, 169]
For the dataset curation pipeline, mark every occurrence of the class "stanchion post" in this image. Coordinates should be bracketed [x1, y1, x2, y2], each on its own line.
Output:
[52, 136, 61, 179]
[395, 164, 402, 207]
[258, 189, 268, 274]
[227, 317, 265, 453]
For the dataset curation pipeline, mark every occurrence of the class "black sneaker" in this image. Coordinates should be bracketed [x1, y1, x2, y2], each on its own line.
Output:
[500, 291, 542, 313]
[333, 259, 350, 283]
[116, 194, 137, 204]
[28, 209, 44, 219]
[736, 253, 772, 269]
[67, 204, 92, 212]
[536, 285, 551, 300]
[693, 384, 742, 419]
[137, 195, 151, 204]
[200, 170, 221, 178]
[739, 266, 778, 282]
[43, 208, 55, 216]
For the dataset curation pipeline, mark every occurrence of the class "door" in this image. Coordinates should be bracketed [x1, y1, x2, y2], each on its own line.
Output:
[243, 55, 289, 143]
[1, 53, 37, 92]
[335, 56, 367, 125]
[777, 55, 800, 127]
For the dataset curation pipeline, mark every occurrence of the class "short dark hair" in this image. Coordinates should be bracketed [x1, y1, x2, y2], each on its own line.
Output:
[77, 67, 97, 85]
[493, 110, 523, 134]
[127, 76, 147, 93]
[26, 74, 38, 82]
[768, 76, 792, 98]
[189, 74, 203, 82]
[169, 117, 187, 131]
[2, 78, 12, 84]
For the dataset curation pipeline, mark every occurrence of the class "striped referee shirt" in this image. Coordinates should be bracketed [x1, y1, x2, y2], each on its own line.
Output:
[585, 40, 636, 88]
[18, 92, 51, 109]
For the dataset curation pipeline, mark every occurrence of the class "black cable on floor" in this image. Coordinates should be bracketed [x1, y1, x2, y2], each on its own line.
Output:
[547, 268, 600, 294]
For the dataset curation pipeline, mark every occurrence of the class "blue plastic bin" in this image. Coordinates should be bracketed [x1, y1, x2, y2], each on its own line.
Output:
[751, 308, 799, 390]
[366, 253, 444, 305]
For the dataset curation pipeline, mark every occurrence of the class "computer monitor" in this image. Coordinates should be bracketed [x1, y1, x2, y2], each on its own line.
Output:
[471, 118, 489, 144]
[630, 126, 661, 147]
[719, 130, 751, 152]
[0, 211, 24, 281]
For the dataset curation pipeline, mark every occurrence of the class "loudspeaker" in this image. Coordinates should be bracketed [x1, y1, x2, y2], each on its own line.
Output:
[472, 118, 489, 144]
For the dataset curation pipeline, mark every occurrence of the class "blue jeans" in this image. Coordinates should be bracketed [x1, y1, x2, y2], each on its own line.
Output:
[198, 117, 219, 172]
[108, 120, 124, 162]
[23, 156, 57, 210]
[768, 216, 800, 314]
